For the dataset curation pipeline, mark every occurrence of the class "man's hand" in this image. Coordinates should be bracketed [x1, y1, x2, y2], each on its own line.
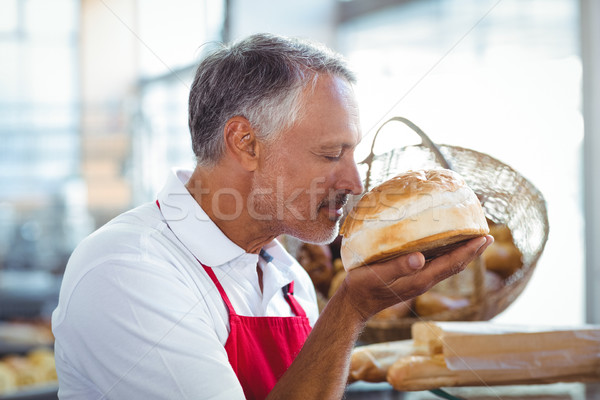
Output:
[337, 235, 494, 321]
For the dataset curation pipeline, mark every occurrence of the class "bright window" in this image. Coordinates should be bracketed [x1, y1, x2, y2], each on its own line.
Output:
[0, 0, 81, 272]
[131, 0, 226, 202]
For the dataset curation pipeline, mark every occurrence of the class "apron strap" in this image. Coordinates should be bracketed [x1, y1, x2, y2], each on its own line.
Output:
[282, 282, 306, 318]
[201, 264, 237, 316]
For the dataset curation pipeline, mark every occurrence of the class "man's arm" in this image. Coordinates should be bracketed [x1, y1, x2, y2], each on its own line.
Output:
[268, 235, 492, 399]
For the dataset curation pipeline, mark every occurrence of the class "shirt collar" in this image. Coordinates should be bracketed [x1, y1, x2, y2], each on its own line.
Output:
[259, 241, 296, 305]
[157, 168, 247, 267]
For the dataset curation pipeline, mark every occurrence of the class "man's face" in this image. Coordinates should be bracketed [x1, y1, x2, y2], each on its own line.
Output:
[251, 74, 364, 244]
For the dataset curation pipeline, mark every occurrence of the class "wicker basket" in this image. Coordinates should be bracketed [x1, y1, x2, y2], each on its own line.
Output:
[357, 117, 550, 343]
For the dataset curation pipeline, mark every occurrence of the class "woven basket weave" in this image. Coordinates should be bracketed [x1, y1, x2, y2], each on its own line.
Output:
[357, 117, 550, 343]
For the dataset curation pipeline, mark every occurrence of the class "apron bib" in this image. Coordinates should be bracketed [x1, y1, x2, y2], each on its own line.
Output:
[202, 261, 312, 400]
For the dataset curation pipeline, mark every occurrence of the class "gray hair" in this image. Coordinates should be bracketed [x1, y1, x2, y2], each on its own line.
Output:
[188, 33, 356, 167]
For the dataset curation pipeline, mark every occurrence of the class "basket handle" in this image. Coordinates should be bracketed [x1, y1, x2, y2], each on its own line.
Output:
[361, 116, 452, 190]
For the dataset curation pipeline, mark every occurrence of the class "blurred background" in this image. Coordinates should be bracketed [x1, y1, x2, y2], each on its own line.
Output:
[0, 0, 599, 331]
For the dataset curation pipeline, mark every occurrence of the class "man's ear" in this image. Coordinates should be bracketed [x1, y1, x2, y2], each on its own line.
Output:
[223, 116, 260, 171]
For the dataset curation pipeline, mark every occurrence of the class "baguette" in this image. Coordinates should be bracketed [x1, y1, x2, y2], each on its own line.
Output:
[387, 354, 600, 391]
[387, 322, 600, 391]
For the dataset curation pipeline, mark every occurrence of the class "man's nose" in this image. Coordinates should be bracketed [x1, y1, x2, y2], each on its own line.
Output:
[336, 158, 364, 195]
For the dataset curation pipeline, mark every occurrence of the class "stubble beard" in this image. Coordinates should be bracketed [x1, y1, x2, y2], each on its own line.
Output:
[249, 176, 344, 246]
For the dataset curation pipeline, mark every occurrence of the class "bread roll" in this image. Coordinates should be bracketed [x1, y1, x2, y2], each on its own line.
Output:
[1, 356, 45, 387]
[370, 299, 414, 321]
[482, 241, 523, 278]
[296, 243, 334, 296]
[327, 270, 347, 298]
[349, 340, 416, 383]
[413, 260, 504, 317]
[0, 362, 17, 394]
[27, 348, 57, 383]
[340, 169, 489, 270]
[414, 292, 470, 317]
[387, 354, 460, 391]
[488, 221, 513, 243]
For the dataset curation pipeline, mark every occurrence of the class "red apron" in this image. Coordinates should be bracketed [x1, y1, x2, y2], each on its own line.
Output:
[201, 262, 312, 400]
[156, 200, 311, 398]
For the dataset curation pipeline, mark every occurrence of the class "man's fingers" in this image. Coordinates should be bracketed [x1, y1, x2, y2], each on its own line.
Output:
[377, 252, 426, 277]
[349, 251, 425, 288]
[357, 235, 493, 285]
[469, 235, 494, 257]
[476, 235, 494, 256]
[407, 252, 426, 270]
[427, 235, 493, 279]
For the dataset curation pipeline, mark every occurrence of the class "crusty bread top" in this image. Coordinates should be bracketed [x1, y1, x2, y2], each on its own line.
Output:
[341, 169, 468, 237]
[339, 169, 488, 270]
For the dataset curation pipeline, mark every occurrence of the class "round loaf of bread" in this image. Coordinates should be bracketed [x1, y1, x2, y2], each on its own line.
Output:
[340, 169, 489, 270]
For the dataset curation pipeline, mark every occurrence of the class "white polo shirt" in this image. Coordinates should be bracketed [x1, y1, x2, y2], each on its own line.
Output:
[51, 169, 319, 400]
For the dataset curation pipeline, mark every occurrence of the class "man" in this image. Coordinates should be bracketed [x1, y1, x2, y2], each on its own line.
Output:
[52, 33, 492, 399]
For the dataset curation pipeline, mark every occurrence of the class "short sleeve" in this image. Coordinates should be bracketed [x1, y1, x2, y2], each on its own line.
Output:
[52, 257, 245, 400]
